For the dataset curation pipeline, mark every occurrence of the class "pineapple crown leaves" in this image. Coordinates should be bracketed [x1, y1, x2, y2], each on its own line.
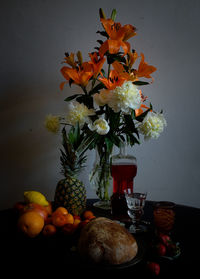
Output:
[60, 123, 87, 177]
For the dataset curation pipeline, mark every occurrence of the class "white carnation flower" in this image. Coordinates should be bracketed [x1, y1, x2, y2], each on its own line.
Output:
[108, 81, 142, 114]
[88, 118, 110, 135]
[138, 111, 167, 140]
[44, 114, 60, 133]
[66, 101, 95, 127]
[93, 89, 112, 106]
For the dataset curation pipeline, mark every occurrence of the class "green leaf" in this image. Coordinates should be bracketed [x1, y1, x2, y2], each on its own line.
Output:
[109, 111, 120, 131]
[64, 94, 81, 102]
[77, 132, 99, 157]
[105, 137, 114, 154]
[108, 133, 122, 147]
[124, 114, 136, 132]
[127, 133, 140, 146]
[73, 122, 81, 149]
[133, 81, 149, 86]
[89, 83, 105, 95]
[107, 54, 126, 64]
[76, 95, 93, 108]
[100, 69, 106, 78]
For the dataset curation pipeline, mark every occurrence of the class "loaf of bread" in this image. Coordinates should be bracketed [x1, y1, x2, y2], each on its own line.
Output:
[78, 217, 138, 265]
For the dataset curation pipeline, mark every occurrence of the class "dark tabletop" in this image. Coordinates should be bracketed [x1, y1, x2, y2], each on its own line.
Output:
[1, 199, 200, 277]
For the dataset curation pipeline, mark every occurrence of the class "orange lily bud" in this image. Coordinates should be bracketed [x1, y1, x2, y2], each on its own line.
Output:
[77, 51, 83, 65]
[111, 9, 117, 21]
[99, 8, 106, 19]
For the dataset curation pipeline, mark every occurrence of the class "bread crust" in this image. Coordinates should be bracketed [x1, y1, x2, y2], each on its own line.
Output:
[78, 217, 138, 265]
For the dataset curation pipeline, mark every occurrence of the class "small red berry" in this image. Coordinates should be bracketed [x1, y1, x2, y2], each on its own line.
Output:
[157, 243, 167, 256]
[159, 234, 171, 246]
[147, 262, 160, 276]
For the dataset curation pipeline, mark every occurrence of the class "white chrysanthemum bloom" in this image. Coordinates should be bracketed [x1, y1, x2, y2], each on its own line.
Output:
[93, 89, 112, 106]
[108, 81, 142, 114]
[138, 111, 167, 140]
[66, 101, 95, 127]
[45, 114, 60, 133]
[88, 118, 110, 135]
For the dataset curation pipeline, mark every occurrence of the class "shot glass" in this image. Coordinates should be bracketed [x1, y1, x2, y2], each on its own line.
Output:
[153, 201, 175, 234]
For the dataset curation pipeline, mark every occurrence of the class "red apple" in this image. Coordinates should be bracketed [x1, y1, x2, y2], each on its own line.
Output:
[23, 203, 48, 221]
[14, 202, 26, 214]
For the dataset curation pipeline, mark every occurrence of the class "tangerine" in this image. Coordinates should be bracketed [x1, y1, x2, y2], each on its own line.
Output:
[65, 213, 74, 225]
[43, 224, 57, 236]
[83, 210, 94, 220]
[79, 219, 90, 228]
[45, 201, 53, 216]
[54, 207, 68, 216]
[73, 218, 81, 228]
[52, 212, 68, 227]
[62, 224, 75, 235]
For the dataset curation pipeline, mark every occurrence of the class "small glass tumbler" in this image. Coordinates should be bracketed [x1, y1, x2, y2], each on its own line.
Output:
[153, 201, 175, 234]
[125, 191, 147, 233]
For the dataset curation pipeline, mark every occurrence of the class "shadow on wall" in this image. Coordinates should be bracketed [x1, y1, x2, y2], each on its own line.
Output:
[0, 83, 63, 209]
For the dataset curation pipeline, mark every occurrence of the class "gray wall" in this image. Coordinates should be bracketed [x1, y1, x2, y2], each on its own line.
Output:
[1, 0, 200, 209]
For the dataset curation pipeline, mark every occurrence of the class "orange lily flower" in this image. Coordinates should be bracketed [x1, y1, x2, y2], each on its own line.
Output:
[62, 52, 77, 68]
[99, 69, 126, 90]
[135, 104, 150, 117]
[60, 62, 93, 89]
[88, 52, 106, 78]
[135, 53, 157, 79]
[127, 51, 138, 68]
[135, 90, 150, 117]
[99, 18, 136, 57]
[112, 61, 136, 81]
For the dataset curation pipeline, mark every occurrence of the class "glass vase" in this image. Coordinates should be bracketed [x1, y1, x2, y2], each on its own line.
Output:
[89, 146, 112, 210]
[111, 142, 137, 221]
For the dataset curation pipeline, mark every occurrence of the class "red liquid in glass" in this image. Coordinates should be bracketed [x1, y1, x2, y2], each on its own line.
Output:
[111, 164, 137, 220]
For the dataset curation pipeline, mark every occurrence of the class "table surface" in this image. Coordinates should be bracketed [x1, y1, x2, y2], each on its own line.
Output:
[1, 199, 200, 277]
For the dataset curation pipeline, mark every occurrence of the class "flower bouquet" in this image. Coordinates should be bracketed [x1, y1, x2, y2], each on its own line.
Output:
[45, 8, 166, 207]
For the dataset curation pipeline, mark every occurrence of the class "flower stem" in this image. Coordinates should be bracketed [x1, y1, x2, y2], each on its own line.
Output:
[108, 64, 111, 78]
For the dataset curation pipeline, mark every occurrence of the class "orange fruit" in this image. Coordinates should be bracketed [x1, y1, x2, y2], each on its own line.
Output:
[83, 210, 94, 220]
[18, 211, 44, 238]
[52, 212, 68, 227]
[65, 213, 74, 225]
[62, 224, 75, 235]
[73, 218, 81, 228]
[73, 215, 81, 221]
[79, 219, 90, 228]
[42, 224, 57, 236]
[54, 207, 68, 216]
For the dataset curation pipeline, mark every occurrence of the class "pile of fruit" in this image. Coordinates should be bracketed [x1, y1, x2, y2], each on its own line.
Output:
[146, 232, 181, 276]
[14, 191, 95, 238]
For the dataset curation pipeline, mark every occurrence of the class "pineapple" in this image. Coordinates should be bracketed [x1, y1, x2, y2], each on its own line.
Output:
[54, 125, 87, 215]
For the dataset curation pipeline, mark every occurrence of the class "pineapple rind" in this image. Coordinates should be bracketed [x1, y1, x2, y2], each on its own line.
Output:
[54, 178, 86, 215]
